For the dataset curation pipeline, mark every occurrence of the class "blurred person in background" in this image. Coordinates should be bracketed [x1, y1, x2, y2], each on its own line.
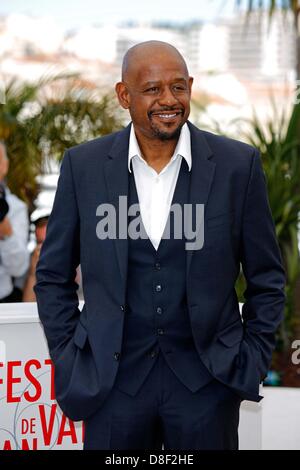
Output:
[23, 208, 84, 302]
[0, 142, 29, 303]
[22, 209, 49, 302]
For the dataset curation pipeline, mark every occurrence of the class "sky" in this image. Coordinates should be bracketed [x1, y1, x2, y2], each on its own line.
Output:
[0, 0, 238, 30]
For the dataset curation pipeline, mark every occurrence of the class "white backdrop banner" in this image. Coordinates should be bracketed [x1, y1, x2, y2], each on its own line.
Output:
[0, 302, 262, 450]
[0, 303, 83, 450]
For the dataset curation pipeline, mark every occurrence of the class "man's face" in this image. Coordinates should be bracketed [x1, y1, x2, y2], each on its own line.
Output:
[116, 53, 193, 141]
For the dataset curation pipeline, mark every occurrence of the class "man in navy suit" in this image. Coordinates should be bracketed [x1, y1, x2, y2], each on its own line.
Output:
[34, 41, 286, 450]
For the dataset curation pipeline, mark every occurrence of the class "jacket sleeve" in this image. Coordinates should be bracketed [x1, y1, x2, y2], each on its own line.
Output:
[34, 149, 81, 361]
[240, 149, 286, 380]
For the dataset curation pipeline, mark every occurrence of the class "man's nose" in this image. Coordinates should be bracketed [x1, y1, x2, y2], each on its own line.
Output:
[157, 87, 178, 107]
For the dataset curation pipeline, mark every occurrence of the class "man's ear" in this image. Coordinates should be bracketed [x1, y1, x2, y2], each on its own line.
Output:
[115, 82, 130, 110]
[188, 76, 194, 95]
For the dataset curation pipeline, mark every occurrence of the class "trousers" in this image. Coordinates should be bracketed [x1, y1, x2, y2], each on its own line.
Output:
[83, 350, 242, 450]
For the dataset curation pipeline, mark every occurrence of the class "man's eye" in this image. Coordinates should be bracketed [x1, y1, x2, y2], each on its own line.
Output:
[174, 86, 185, 91]
[145, 87, 159, 92]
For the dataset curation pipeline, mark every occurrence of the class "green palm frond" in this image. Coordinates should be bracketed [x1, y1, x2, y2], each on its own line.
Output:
[233, 0, 300, 31]
[201, 95, 300, 349]
[0, 75, 124, 210]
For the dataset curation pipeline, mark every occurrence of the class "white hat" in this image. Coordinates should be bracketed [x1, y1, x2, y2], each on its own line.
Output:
[30, 208, 51, 224]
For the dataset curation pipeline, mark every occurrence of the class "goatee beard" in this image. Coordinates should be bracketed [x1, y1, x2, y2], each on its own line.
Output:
[150, 122, 183, 141]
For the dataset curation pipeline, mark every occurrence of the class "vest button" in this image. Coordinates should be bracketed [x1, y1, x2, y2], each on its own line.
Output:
[155, 284, 162, 292]
[155, 262, 161, 270]
[149, 350, 157, 358]
[156, 307, 163, 315]
[120, 305, 125, 312]
[114, 352, 120, 361]
[157, 328, 164, 335]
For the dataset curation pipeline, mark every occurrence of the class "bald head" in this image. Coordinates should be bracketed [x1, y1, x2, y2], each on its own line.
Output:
[116, 40, 193, 142]
[121, 41, 189, 82]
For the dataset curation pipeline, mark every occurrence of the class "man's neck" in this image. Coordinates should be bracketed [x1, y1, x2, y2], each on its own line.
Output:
[134, 130, 179, 174]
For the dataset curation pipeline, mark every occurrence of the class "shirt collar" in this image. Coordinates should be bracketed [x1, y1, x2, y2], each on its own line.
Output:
[128, 122, 192, 173]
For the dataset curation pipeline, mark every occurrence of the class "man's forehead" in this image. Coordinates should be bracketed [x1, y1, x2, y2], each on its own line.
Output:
[130, 61, 189, 84]
[122, 42, 189, 83]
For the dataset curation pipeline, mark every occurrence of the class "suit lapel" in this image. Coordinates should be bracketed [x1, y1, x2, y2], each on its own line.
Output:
[103, 121, 216, 285]
[104, 123, 131, 286]
[185, 121, 216, 275]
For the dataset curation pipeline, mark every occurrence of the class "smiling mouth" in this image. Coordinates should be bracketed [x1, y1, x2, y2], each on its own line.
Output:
[150, 111, 183, 121]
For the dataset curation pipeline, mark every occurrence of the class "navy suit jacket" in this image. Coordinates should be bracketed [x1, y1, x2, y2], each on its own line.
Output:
[34, 121, 286, 421]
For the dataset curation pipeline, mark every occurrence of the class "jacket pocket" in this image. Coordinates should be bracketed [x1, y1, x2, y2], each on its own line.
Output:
[207, 211, 234, 229]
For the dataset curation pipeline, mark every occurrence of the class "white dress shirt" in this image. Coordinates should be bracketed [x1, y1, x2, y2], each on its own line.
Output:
[0, 186, 29, 299]
[128, 123, 192, 250]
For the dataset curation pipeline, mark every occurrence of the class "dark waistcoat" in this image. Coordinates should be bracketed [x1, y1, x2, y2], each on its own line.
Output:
[113, 158, 212, 395]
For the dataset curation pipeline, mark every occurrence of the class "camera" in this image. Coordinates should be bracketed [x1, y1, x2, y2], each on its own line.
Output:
[0, 183, 9, 222]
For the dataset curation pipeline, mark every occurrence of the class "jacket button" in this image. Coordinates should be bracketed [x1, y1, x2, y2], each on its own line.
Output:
[114, 352, 120, 361]
[120, 305, 125, 312]
[149, 350, 157, 358]
[157, 328, 164, 335]
[155, 284, 162, 292]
